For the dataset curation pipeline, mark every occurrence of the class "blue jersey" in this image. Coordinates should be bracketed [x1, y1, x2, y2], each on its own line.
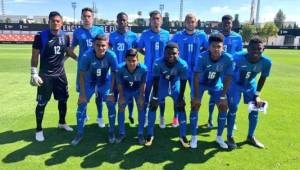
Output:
[232, 51, 272, 88]
[223, 31, 243, 55]
[171, 29, 208, 72]
[194, 51, 234, 88]
[72, 26, 105, 61]
[32, 29, 70, 76]
[138, 29, 170, 74]
[79, 49, 117, 87]
[116, 63, 147, 92]
[109, 30, 138, 63]
[153, 57, 188, 91]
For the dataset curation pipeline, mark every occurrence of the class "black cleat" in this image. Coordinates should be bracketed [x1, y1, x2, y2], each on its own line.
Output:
[179, 136, 190, 148]
[227, 137, 237, 149]
[138, 135, 145, 145]
[129, 117, 134, 124]
[247, 136, 265, 148]
[116, 134, 126, 144]
[145, 135, 154, 146]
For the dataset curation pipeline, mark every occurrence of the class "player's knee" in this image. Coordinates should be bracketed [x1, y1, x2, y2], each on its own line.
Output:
[37, 100, 47, 107]
[118, 105, 125, 113]
[176, 106, 185, 113]
[137, 103, 144, 112]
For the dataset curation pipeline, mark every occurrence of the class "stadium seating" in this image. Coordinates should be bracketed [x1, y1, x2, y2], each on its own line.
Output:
[0, 34, 34, 42]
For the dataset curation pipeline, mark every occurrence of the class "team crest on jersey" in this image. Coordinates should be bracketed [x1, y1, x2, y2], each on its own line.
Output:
[58, 37, 65, 45]
[216, 64, 224, 71]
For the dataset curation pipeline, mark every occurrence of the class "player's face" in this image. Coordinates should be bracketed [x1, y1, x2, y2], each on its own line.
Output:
[126, 56, 138, 71]
[150, 14, 162, 29]
[165, 47, 179, 64]
[248, 43, 264, 62]
[222, 19, 232, 32]
[117, 14, 128, 30]
[49, 16, 63, 32]
[82, 11, 94, 26]
[93, 40, 108, 57]
[209, 41, 223, 60]
[185, 17, 197, 31]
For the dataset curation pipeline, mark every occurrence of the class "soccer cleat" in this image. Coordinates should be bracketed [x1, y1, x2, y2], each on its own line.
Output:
[179, 136, 190, 148]
[159, 116, 166, 129]
[129, 116, 134, 124]
[35, 131, 44, 142]
[108, 132, 116, 144]
[58, 123, 74, 131]
[138, 135, 145, 145]
[172, 117, 179, 128]
[145, 135, 154, 146]
[207, 120, 214, 129]
[227, 137, 237, 149]
[190, 135, 198, 149]
[216, 136, 228, 149]
[116, 134, 126, 144]
[247, 136, 265, 148]
[97, 118, 105, 128]
[71, 134, 83, 146]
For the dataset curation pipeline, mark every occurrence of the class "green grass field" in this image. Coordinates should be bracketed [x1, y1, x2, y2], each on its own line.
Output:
[0, 44, 300, 170]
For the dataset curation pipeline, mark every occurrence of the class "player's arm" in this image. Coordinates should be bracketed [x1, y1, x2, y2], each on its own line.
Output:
[78, 70, 87, 104]
[30, 34, 43, 86]
[66, 47, 78, 61]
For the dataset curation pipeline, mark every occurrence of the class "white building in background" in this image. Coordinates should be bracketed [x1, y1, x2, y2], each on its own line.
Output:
[33, 16, 48, 24]
[0, 15, 27, 23]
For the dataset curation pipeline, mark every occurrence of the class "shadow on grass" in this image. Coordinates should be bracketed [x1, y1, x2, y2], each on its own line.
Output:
[1, 123, 225, 169]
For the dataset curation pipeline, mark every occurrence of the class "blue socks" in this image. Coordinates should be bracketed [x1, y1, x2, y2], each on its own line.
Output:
[190, 111, 198, 136]
[217, 112, 227, 136]
[248, 111, 258, 138]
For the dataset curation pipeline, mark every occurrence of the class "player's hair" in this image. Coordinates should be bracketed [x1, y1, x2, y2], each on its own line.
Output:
[93, 34, 108, 42]
[125, 48, 138, 58]
[149, 10, 161, 18]
[117, 12, 128, 19]
[48, 11, 62, 20]
[222, 15, 233, 21]
[209, 33, 224, 44]
[185, 13, 197, 22]
[165, 42, 179, 50]
[249, 36, 263, 46]
[81, 7, 94, 14]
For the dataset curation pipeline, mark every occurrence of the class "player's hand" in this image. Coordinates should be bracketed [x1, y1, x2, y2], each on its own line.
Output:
[191, 98, 201, 111]
[218, 98, 228, 111]
[137, 95, 145, 107]
[30, 67, 43, 86]
[78, 95, 87, 104]
[177, 98, 186, 108]
[255, 96, 264, 108]
[150, 97, 159, 108]
[107, 94, 115, 103]
[118, 96, 126, 106]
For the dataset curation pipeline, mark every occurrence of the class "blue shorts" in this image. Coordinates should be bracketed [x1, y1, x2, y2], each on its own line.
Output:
[191, 84, 222, 103]
[119, 90, 141, 110]
[81, 82, 110, 102]
[228, 83, 256, 105]
[156, 85, 180, 103]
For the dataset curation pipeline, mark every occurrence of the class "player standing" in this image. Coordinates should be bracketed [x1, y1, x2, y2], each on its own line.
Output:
[30, 11, 76, 142]
[190, 33, 233, 149]
[226, 37, 271, 149]
[71, 7, 106, 128]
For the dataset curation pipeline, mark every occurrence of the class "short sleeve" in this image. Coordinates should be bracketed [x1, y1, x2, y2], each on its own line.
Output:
[32, 34, 41, 50]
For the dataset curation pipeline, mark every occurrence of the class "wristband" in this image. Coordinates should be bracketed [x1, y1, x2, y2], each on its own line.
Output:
[220, 96, 227, 100]
[31, 67, 38, 75]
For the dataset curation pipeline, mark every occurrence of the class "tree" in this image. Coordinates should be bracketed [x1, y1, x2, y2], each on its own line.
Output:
[233, 14, 240, 29]
[240, 23, 257, 43]
[293, 23, 298, 29]
[5, 17, 11, 23]
[257, 22, 279, 44]
[274, 9, 286, 28]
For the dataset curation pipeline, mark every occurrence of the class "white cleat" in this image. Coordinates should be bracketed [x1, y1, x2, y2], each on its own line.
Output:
[159, 116, 166, 129]
[233, 124, 237, 130]
[216, 136, 228, 149]
[35, 131, 45, 142]
[190, 135, 198, 149]
[97, 118, 105, 128]
[58, 123, 73, 131]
